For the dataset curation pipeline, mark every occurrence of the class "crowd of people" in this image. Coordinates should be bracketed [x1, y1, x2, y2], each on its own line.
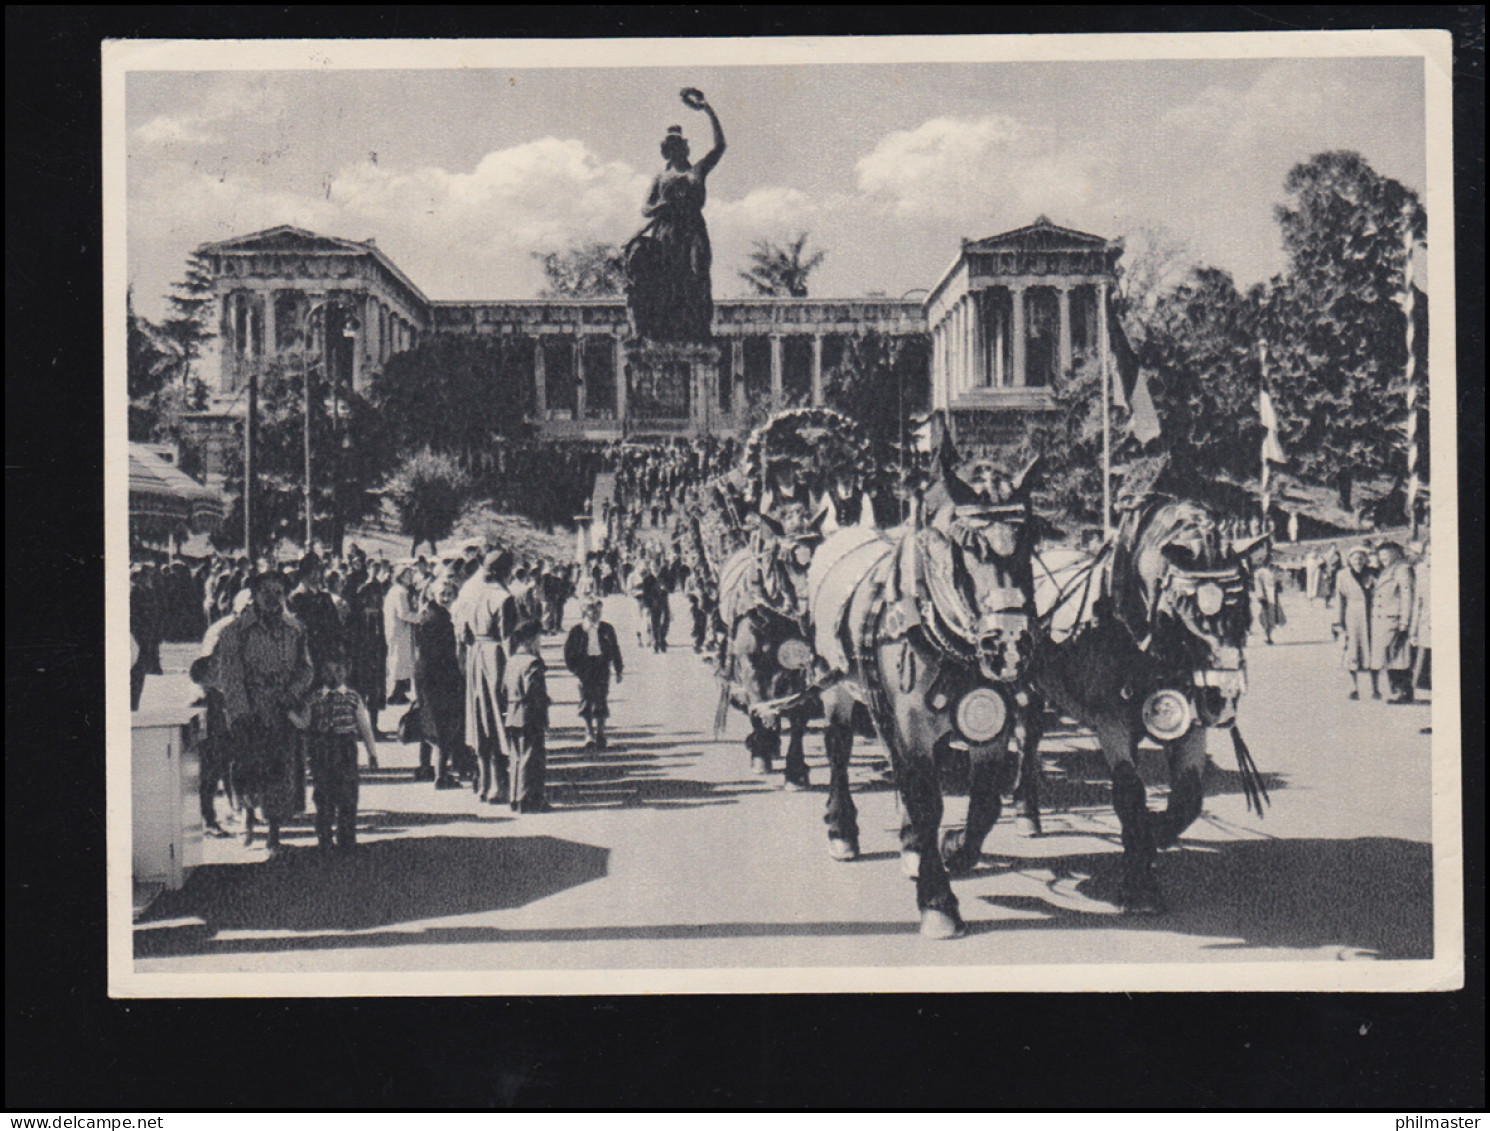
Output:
[1321, 538, 1432, 704]
[1253, 537, 1431, 703]
[132, 539, 602, 857]
[130, 452, 1435, 863]
[602, 436, 737, 531]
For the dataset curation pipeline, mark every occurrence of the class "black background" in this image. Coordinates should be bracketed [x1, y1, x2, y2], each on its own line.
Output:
[6, 5, 1483, 1110]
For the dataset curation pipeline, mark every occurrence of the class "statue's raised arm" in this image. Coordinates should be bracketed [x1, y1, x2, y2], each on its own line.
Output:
[682, 88, 726, 177]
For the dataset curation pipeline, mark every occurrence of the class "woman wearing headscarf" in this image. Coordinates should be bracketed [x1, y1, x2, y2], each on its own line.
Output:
[208, 571, 314, 854]
[414, 572, 467, 789]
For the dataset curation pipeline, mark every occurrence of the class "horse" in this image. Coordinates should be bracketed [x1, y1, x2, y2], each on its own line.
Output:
[804, 449, 1040, 938]
[1025, 494, 1263, 913]
[715, 499, 828, 788]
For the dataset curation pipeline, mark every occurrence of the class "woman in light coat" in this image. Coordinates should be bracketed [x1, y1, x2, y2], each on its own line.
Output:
[383, 562, 419, 704]
[1333, 547, 1376, 700]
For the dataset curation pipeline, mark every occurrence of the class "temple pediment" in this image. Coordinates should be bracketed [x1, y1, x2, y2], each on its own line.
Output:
[965, 216, 1115, 253]
[200, 225, 372, 256]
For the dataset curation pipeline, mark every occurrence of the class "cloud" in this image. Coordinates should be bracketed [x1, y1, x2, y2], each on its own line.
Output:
[1160, 67, 1334, 162]
[854, 114, 1108, 231]
[132, 74, 289, 149]
[129, 137, 658, 314]
[328, 137, 647, 254]
[134, 114, 223, 147]
[711, 185, 820, 240]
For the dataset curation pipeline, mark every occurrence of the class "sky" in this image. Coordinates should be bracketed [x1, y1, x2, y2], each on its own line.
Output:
[125, 52, 1427, 322]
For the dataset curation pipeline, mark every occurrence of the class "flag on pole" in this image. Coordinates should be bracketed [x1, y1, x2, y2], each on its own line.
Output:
[1106, 298, 1138, 410]
[1259, 388, 1286, 465]
[1129, 368, 1162, 443]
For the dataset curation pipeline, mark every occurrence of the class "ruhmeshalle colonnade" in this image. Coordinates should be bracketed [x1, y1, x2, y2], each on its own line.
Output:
[188, 217, 1122, 469]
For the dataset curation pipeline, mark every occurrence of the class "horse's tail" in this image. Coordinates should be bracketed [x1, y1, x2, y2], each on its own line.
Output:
[1228, 724, 1270, 817]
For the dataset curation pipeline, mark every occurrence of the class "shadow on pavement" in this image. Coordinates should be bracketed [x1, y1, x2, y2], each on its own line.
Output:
[975, 835, 1432, 959]
[138, 917, 930, 959]
[136, 835, 609, 957]
[1031, 748, 1290, 814]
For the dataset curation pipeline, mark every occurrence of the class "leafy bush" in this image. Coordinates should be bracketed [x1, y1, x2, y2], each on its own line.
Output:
[384, 448, 471, 556]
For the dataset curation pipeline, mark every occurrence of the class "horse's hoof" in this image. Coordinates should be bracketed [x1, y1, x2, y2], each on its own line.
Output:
[900, 851, 921, 880]
[920, 909, 967, 940]
[1014, 815, 1042, 838]
[749, 757, 770, 776]
[828, 838, 859, 862]
[780, 774, 809, 792]
[939, 828, 974, 875]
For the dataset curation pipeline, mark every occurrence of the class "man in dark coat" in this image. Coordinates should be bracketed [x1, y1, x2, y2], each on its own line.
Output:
[564, 598, 624, 751]
[288, 552, 343, 687]
[351, 562, 389, 724]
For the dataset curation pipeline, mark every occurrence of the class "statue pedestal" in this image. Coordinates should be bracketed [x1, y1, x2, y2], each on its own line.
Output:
[623, 339, 721, 437]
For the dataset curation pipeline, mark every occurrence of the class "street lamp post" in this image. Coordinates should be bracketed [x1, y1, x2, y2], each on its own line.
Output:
[303, 299, 360, 552]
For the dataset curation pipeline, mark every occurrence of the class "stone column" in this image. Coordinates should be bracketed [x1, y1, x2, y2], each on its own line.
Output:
[972, 292, 987, 387]
[731, 338, 745, 421]
[533, 335, 547, 418]
[810, 333, 824, 406]
[1057, 284, 1072, 384]
[956, 299, 968, 393]
[770, 334, 784, 407]
[573, 334, 586, 421]
[931, 318, 944, 408]
[613, 332, 627, 427]
[1010, 285, 1027, 387]
[350, 298, 365, 393]
[992, 293, 1006, 387]
[263, 290, 278, 361]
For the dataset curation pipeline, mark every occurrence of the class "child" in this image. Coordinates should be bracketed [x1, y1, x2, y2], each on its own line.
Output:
[504, 618, 551, 813]
[290, 654, 379, 850]
[564, 598, 624, 752]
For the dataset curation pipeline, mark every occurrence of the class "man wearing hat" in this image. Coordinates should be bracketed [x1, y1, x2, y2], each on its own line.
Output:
[463, 550, 518, 803]
[450, 541, 490, 663]
[206, 570, 314, 854]
[1409, 539, 1432, 694]
[1372, 540, 1416, 703]
[564, 597, 624, 752]
[504, 616, 551, 812]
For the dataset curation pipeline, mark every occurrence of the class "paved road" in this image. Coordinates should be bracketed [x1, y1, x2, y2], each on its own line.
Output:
[134, 591, 1436, 976]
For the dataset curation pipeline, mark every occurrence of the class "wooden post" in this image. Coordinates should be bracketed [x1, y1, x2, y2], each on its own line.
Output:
[1097, 280, 1111, 539]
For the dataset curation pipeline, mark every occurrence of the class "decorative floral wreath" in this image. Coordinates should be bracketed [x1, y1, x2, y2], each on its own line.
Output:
[740, 407, 872, 508]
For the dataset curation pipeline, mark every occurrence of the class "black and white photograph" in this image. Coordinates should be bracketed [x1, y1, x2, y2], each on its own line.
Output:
[105, 31, 1463, 996]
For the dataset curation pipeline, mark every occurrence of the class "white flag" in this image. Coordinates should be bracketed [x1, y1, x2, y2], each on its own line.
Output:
[1259, 390, 1286, 464]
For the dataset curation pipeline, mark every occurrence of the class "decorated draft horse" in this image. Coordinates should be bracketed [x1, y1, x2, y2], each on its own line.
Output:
[1027, 480, 1266, 913]
[805, 442, 1040, 938]
[706, 409, 871, 788]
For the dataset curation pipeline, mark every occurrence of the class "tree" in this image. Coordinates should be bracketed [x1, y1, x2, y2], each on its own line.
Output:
[534, 242, 625, 298]
[160, 251, 217, 382]
[1135, 266, 1265, 485]
[372, 334, 536, 466]
[215, 355, 392, 553]
[822, 331, 930, 507]
[1113, 222, 1191, 334]
[385, 447, 471, 555]
[738, 233, 826, 298]
[1262, 151, 1426, 510]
